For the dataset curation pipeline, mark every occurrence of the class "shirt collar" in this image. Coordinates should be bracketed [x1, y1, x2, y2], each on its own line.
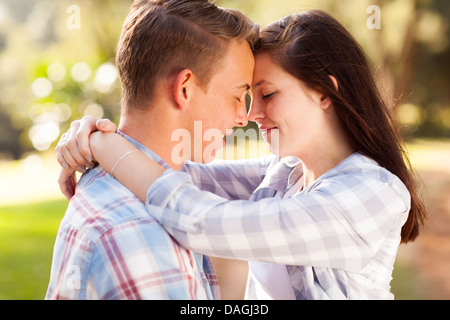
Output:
[116, 129, 171, 170]
[283, 156, 303, 188]
[256, 156, 302, 193]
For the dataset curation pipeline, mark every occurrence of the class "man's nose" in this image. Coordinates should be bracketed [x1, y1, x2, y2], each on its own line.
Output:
[235, 101, 249, 127]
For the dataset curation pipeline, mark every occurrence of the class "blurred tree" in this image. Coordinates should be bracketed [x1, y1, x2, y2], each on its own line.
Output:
[0, 108, 23, 159]
[366, 0, 449, 138]
[409, 0, 450, 137]
[0, 0, 131, 158]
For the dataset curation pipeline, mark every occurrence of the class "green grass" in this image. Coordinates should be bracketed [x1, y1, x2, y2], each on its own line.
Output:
[0, 199, 66, 300]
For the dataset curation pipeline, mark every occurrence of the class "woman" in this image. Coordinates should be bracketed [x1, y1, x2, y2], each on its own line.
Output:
[57, 10, 426, 299]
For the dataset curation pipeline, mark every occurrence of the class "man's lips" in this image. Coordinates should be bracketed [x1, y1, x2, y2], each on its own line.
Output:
[223, 128, 234, 145]
[224, 128, 234, 136]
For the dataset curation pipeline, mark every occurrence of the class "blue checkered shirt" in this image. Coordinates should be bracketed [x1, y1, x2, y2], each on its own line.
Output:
[46, 132, 219, 300]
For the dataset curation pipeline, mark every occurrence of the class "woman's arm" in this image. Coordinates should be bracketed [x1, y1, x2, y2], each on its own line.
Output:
[90, 131, 165, 202]
[143, 169, 409, 272]
[89, 131, 272, 201]
[179, 157, 273, 200]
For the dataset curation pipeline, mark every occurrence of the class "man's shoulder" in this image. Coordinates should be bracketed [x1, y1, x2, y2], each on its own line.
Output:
[63, 165, 165, 242]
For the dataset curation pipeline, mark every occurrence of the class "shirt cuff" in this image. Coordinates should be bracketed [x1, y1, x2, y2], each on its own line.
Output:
[146, 169, 204, 233]
[147, 169, 191, 206]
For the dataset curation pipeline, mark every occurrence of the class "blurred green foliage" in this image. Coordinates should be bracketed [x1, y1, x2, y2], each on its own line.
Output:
[0, 0, 448, 159]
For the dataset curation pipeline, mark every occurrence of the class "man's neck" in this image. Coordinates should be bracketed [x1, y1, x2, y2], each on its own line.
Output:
[118, 109, 184, 170]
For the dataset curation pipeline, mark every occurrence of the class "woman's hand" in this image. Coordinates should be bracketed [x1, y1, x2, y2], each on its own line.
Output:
[55, 116, 117, 199]
[56, 116, 117, 170]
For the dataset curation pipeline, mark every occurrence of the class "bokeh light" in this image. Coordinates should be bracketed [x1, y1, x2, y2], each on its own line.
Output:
[70, 62, 91, 82]
[47, 63, 67, 82]
[31, 77, 53, 98]
[94, 62, 118, 94]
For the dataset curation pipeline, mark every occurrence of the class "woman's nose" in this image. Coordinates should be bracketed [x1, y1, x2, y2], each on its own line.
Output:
[248, 99, 264, 122]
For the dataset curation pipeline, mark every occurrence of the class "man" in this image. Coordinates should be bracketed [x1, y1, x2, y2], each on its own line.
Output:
[47, 0, 258, 299]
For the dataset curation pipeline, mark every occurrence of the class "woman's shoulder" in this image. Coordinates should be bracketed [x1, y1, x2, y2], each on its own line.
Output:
[323, 152, 404, 185]
[311, 153, 411, 213]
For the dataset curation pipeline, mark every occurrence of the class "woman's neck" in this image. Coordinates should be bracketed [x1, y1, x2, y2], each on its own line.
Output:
[300, 119, 354, 188]
[301, 148, 353, 188]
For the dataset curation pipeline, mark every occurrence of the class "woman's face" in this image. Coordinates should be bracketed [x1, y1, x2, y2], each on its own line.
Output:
[249, 53, 326, 158]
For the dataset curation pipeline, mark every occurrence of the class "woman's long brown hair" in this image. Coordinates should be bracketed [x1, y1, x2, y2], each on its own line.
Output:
[255, 10, 426, 243]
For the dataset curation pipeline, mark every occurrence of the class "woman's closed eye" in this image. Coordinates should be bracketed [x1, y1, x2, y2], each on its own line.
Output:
[262, 92, 276, 100]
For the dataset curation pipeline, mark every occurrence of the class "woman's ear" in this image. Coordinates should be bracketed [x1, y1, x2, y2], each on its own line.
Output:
[173, 69, 194, 112]
[320, 95, 332, 110]
[319, 75, 339, 110]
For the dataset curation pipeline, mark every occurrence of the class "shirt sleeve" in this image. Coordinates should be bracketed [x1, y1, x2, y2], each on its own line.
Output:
[178, 156, 275, 200]
[146, 170, 410, 273]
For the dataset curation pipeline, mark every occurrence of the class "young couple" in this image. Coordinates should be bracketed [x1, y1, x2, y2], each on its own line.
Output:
[47, 0, 426, 300]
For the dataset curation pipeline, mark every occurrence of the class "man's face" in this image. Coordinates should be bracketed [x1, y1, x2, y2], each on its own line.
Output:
[186, 40, 255, 163]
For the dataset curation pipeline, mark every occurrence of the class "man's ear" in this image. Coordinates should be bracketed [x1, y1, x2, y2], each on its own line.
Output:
[173, 69, 194, 112]
[329, 75, 339, 91]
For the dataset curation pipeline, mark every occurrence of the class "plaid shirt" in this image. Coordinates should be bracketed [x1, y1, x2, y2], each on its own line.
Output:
[146, 153, 411, 299]
[46, 132, 219, 300]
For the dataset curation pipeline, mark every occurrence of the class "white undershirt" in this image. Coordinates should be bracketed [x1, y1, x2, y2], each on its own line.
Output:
[244, 175, 304, 300]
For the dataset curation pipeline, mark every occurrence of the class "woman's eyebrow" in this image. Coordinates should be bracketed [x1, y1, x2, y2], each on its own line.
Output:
[252, 80, 273, 88]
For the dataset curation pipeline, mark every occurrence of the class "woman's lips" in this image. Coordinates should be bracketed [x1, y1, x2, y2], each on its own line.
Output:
[259, 126, 278, 134]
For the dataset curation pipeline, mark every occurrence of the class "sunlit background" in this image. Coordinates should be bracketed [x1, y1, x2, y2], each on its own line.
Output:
[0, 0, 449, 300]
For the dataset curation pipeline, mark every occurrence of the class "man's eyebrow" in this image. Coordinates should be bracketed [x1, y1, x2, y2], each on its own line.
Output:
[235, 83, 251, 91]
